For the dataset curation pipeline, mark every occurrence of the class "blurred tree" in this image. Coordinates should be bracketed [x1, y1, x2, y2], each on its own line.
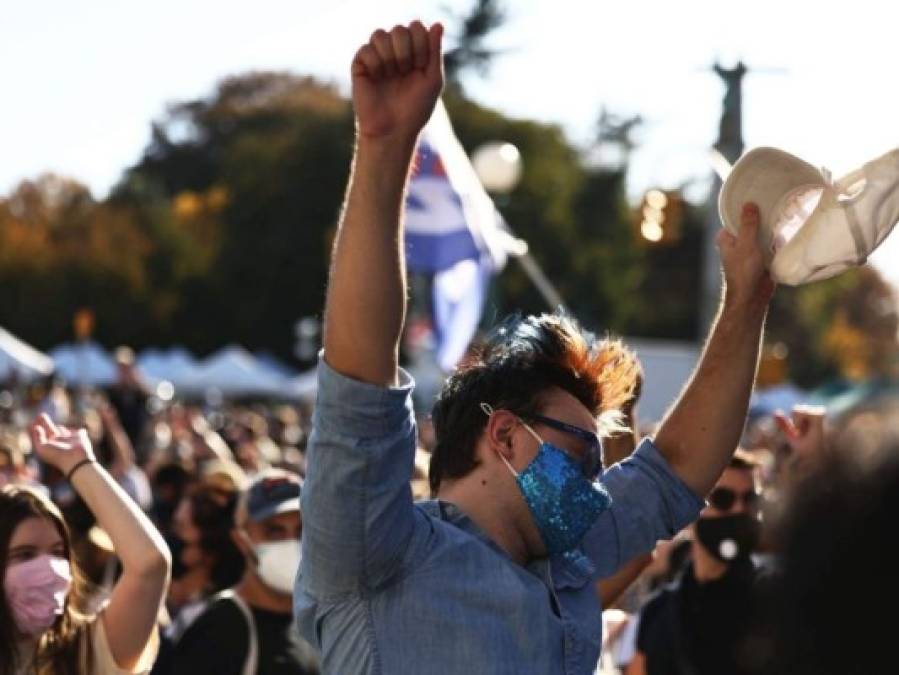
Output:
[443, 0, 507, 86]
[0, 79, 703, 361]
[443, 93, 646, 335]
[567, 167, 646, 332]
[821, 266, 898, 380]
[626, 198, 705, 341]
[0, 175, 156, 349]
[5, 38, 883, 388]
[764, 266, 899, 387]
[113, 73, 354, 359]
[445, 92, 702, 341]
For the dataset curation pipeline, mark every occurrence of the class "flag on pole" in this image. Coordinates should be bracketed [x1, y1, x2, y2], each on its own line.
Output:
[404, 101, 511, 371]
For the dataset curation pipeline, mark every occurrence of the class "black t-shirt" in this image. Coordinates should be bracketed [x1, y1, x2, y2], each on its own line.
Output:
[107, 383, 149, 447]
[636, 560, 760, 675]
[172, 596, 320, 675]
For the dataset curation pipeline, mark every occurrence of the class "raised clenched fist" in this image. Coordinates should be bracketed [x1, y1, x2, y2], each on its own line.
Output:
[351, 21, 444, 142]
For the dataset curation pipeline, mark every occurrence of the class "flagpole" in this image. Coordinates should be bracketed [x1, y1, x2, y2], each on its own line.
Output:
[509, 244, 567, 313]
[472, 140, 568, 313]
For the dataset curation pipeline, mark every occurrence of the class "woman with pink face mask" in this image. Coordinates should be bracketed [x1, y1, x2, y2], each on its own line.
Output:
[1, 414, 171, 674]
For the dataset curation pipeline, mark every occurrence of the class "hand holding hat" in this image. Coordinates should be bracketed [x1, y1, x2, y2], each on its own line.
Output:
[716, 202, 776, 310]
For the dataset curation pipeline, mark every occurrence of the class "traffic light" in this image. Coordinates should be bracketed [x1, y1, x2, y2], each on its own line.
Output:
[636, 189, 683, 244]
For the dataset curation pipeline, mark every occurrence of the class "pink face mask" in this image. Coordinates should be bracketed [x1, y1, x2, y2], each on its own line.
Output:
[4, 554, 72, 636]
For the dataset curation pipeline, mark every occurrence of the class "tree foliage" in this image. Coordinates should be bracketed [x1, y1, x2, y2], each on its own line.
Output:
[0, 73, 650, 360]
[443, 0, 507, 85]
[110, 73, 355, 358]
[765, 266, 899, 386]
[1, 66, 890, 385]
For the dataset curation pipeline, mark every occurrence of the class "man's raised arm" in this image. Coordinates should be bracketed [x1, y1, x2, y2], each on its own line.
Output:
[323, 21, 444, 386]
[654, 203, 775, 496]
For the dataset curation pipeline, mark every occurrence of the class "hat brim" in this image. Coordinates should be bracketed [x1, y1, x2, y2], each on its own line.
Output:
[719, 147, 823, 263]
[249, 497, 300, 523]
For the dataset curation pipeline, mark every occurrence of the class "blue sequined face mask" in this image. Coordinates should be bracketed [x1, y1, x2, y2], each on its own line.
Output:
[480, 403, 612, 557]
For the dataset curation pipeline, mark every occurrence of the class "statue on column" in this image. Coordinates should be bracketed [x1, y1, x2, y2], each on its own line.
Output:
[700, 62, 748, 336]
[713, 62, 747, 164]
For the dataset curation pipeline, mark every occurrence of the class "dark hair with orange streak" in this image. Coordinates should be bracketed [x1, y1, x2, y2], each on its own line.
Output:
[429, 312, 641, 493]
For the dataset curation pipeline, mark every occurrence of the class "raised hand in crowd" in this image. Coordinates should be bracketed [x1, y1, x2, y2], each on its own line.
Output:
[27, 413, 170, 672]
[31, 414, 95, 477]
[654, 202, 775, 498]
[351, 21, 444, 141]
[324, 21, 444, 386]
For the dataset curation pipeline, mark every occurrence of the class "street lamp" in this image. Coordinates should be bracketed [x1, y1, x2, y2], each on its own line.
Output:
[472, 141, 566, 311]
[472, 142, 523, 194]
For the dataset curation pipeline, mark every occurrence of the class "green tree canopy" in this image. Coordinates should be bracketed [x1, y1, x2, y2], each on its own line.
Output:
[7, 68, 879, 387]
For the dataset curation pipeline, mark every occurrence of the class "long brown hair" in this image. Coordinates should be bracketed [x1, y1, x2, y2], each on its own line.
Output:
[0, 485, 94, 675]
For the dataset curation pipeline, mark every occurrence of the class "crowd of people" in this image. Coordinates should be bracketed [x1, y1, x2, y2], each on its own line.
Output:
[3, 334, 895, 674]
[2, 17, 897, 675]
[0, 355, 323, 674]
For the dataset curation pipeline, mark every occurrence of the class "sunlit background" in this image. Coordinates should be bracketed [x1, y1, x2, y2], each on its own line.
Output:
[2, 0, 898, 404]
[5, 2, 896, 206]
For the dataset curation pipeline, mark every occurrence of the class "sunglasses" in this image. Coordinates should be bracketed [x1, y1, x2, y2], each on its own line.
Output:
[527, 413, 604, 480]
[707, 486, 759, 512]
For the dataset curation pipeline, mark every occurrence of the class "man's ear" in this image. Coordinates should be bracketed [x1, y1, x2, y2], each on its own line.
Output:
[483, 408, 518, 460]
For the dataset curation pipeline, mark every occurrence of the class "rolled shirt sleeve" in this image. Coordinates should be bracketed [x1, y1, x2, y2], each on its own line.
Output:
[584, 438, 705, 577]
[298, 355, 419, 600]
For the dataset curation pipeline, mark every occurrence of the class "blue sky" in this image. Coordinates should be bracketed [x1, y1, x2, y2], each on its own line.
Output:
[3, 0, 898, 279]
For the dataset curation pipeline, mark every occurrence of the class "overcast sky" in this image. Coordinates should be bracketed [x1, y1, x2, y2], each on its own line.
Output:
[4, 0, 897, 279]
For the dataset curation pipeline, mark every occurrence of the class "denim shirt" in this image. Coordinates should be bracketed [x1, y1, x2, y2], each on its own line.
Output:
[295, 358, 704, 675]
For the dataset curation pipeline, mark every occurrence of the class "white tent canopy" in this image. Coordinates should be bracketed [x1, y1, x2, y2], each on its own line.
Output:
[0, 327, 54, 382]
[38, 341, 311, 400]
[137, 347, 200, 388]
[254, 352, 299, 381]
[180, 345, 289, 397]
[48, 342, 117, 386]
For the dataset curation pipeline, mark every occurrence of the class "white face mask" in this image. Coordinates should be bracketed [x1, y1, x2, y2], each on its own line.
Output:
[253, 539, 302, 595]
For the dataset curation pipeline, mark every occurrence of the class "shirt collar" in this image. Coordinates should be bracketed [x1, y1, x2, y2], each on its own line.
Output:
[418, 500, 596, 588]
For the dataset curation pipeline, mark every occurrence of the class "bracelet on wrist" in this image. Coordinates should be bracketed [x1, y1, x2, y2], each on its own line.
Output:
[65, 458, 96, 482]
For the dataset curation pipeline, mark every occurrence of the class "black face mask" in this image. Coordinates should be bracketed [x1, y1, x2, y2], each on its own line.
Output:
[695, 513, 761, 564]
[153, 500, 177, 533]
